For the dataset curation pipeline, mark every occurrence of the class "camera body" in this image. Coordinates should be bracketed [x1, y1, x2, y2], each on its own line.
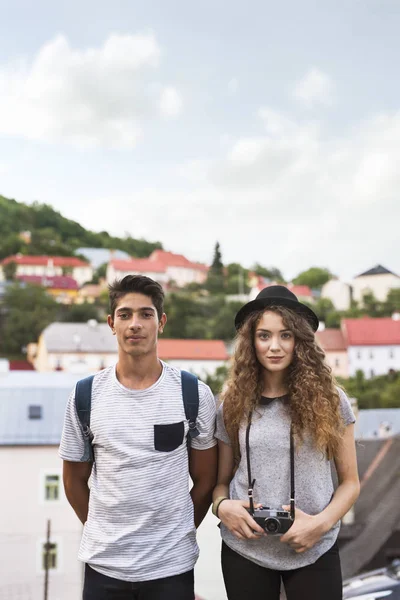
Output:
[248, 505, 294, 535]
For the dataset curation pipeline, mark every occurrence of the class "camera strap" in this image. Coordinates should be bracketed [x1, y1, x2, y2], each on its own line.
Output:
[245, 410, 295, 520]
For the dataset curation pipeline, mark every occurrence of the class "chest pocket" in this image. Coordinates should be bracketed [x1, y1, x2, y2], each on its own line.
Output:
[154, 422, 185, 452]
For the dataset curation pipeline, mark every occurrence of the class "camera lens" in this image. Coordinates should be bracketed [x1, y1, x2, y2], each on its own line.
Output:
[264, 518, 280, 533]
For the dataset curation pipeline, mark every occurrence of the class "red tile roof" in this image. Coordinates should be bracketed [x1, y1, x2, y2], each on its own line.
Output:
[158, 339, 229, 360]
[316, 329, 347, 351]
[110, 258, 167, 273]
[17, 275, 79, 290]
[2, 254, 89, 267]
[150, 250, 209, 272]
[342, 317, 400, 346]
[9, 360, 35, 370]
[288, 284, 313, 298]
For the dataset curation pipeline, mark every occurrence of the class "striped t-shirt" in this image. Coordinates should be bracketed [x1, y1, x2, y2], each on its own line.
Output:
[59, 361, 217, 582]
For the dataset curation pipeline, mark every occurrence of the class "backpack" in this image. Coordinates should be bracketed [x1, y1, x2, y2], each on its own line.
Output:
[74, 370, 200, 462]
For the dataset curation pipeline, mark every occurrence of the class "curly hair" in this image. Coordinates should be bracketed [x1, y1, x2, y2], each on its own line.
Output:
[221, 306, 345, 462]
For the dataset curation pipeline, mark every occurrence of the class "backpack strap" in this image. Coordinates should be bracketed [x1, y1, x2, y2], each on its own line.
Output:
[181, 370, 200, 448]
[75, 375, 95, 462]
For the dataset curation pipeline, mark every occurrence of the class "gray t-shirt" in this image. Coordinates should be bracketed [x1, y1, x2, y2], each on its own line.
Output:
[59, 362, 217, 582]
[215, 388, 355, 570]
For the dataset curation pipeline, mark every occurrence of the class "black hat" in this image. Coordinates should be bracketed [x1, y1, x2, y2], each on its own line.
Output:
[235, 285, 319, 332]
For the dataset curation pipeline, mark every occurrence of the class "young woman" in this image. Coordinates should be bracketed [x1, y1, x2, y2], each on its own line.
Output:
[213, 285, 360, 600]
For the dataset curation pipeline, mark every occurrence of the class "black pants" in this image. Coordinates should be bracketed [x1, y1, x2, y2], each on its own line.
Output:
[221, 541, 342, 600]
[83, 564, 195, 600]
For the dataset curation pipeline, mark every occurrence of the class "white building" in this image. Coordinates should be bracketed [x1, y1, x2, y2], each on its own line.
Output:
[31, 322, 229, 377]
[321, 278, 352, 311]
[342, 317, 400, 378]
[106, 250, 208, 289]
[0, 371, 86, 600]
[0, 255, 93, 287]
[158, 339, 230, 378]
[32, 321, 118, 373]
[352, 264, 400, 303]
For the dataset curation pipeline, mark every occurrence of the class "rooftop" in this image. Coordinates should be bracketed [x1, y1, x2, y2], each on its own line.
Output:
[355, 264, 399, 278]
[2, 254, 89, 267]
[316, 328, 347, 351]
[342, 317, 400, 346]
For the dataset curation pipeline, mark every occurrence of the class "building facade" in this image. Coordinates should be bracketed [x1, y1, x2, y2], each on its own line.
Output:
[0, 255, 93, 287]
[0, 372, 86, 600]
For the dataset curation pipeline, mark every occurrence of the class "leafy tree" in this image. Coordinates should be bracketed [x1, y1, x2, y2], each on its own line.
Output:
[206, 242, 225, 295]
[203, 365, 229, 395]
[3, 261, 17, 281]
[361, 292, 385, 317]
[252, 263, 284, 282]
[210, 302, 243, 340]
[225, 263, 250, 295]
[292, 267, 333, 289]
[59, 302, 102, 323]
[384, 288, 400, 315]
[1, 283, 59, 353]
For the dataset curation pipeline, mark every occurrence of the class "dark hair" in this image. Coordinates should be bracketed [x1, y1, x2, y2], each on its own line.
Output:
[108, 275, 165, 319]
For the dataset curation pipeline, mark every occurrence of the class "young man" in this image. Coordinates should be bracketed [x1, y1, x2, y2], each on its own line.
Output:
[59, 275, 218, 600]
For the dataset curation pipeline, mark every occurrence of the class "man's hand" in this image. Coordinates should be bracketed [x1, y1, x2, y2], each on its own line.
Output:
[280, 505, 326, 553]
[218, 500, 265, 540]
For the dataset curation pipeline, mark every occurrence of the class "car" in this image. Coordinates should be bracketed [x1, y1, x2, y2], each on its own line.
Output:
[343, 559, 400, 599]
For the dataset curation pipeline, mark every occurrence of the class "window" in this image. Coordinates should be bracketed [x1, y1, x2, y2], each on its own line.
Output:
[42, 542, 57, 570]
[29, 405, 42, 419]
[45, 475, 60, 501]
[369, 351, 374, 359]
[389, 349, 394, 359]
[357, 351, 361, 359]
[335, 359, 340, 367]
[370, 369, 375, 378]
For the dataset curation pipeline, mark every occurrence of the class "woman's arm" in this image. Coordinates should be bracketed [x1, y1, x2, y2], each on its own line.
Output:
[281, 423, 360, 553]
[213, 439, 265, 540]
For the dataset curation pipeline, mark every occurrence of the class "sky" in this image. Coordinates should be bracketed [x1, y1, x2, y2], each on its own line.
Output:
[0, 0, 399, 282]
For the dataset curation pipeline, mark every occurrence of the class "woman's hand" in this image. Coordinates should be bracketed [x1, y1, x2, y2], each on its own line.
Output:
[280, 506, 327, 553]
[218, 500, 265, 540]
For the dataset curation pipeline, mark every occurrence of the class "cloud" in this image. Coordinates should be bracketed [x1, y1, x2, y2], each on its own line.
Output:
[0, 33, 182, 148]
[85, 103, 400, 281]
[228, 77, 239, 95]
[293, 67, 334, 108]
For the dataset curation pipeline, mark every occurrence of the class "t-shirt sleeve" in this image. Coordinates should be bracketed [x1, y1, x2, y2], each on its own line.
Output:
[337, 387, 356, 426]
[190, 382, 217, 450]
[215, 402, 232, 446]
[58, 388, 87, 462]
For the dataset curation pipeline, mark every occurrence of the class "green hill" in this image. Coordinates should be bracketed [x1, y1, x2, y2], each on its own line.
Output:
[0, 194, 162, 260]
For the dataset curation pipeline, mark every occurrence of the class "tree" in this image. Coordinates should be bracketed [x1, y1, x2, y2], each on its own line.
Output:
[59, 302, 101, 323]
[206, 242, 225, 295]
[384, 288, 400, 315]
[252, 263, 284, 282]
[203, 365, 229, 395]
[292, 267, 333, 289]
[225, 263, 250, 295]
[361, 292, 385, 317]
[3, 261, 17, 281]
[1, 283, 59, 354]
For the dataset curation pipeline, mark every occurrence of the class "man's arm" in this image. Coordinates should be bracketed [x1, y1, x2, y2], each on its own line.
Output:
[63, 460, 93, 525]
[189, 445, 218, 528]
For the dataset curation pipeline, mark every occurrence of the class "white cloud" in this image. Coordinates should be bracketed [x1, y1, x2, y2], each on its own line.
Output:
[293, 67, 334, 108]
[0, 33, 182, 148]
[159, 86, 183, 117]
[84, 105, 400, 281]
[228, 77, 239, 95]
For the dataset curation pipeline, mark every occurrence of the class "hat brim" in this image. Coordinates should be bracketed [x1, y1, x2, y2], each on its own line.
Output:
[235, 297, 319, 332]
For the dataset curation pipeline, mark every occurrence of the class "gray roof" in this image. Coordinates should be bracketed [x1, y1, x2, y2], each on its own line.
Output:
[355, 409, 400, 439]
[42, 321, 118, 353]
[0, 372, 89, 445]
[355, 264, 398, 278]
[340, 436, 400, 578]
[76, 247, 130, 269]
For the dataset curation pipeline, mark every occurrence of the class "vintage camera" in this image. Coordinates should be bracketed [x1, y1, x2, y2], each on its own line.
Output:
[248, 505, 294, 535]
